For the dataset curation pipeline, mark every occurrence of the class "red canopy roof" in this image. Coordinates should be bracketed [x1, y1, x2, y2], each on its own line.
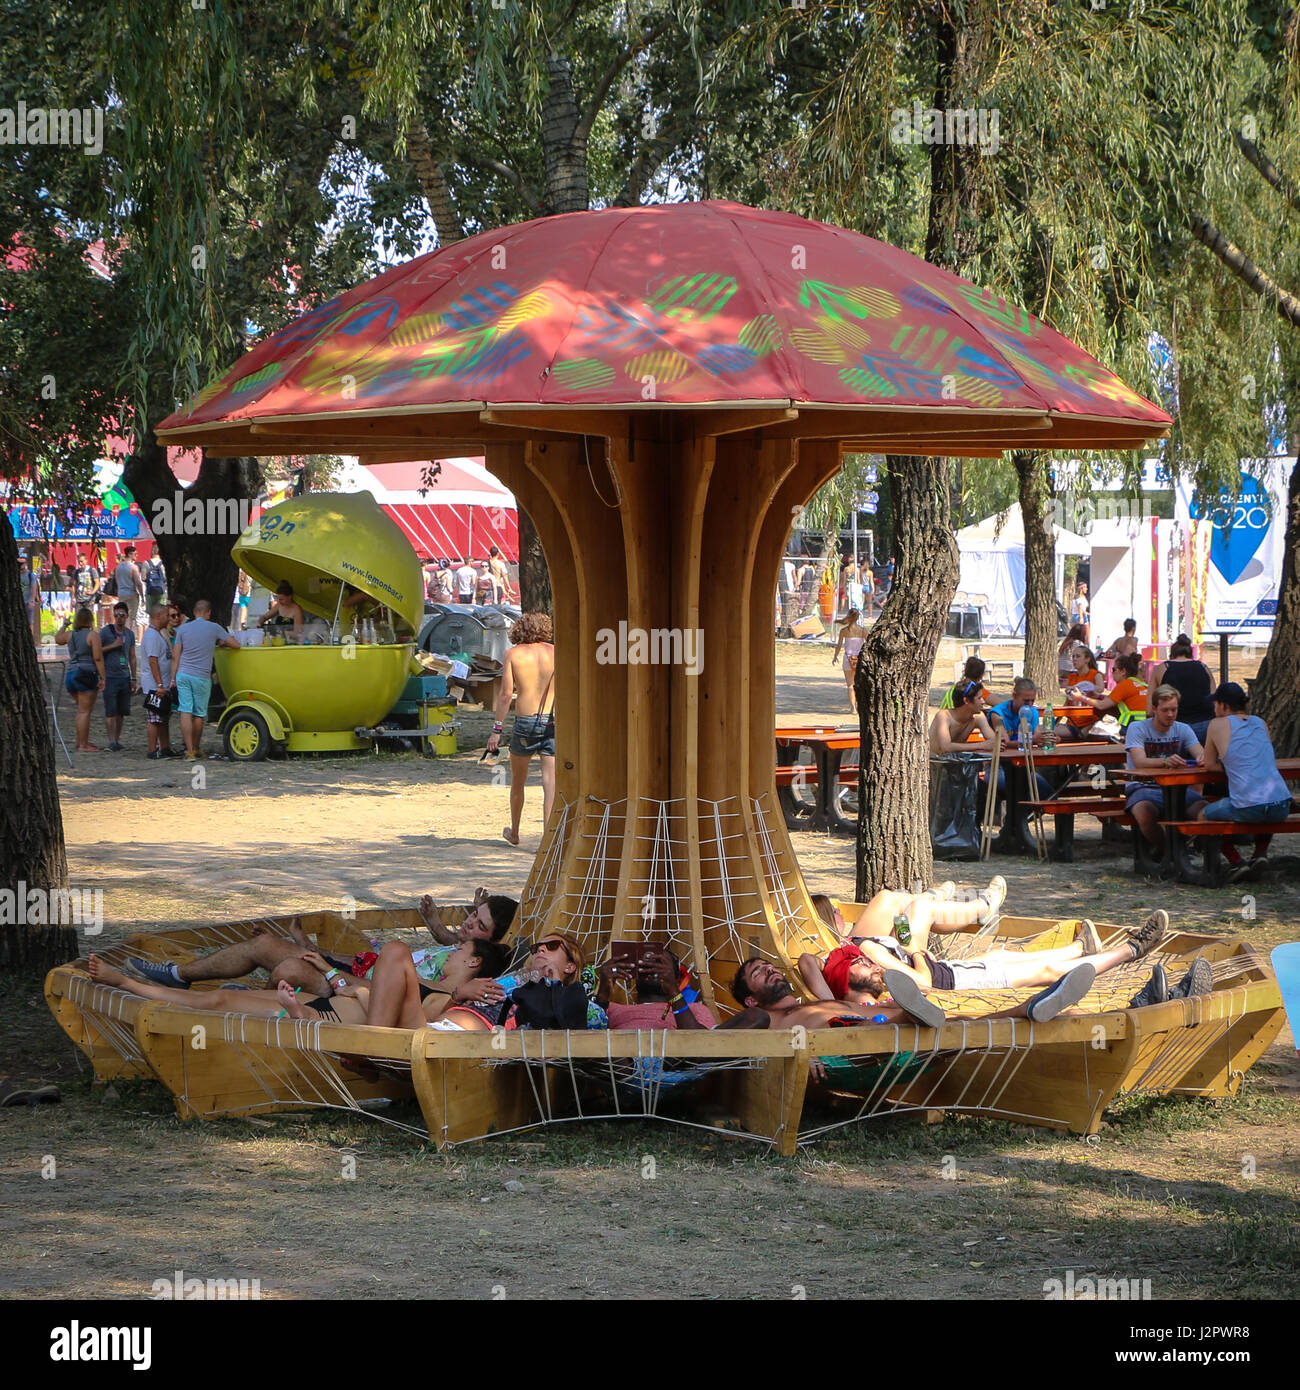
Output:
[160, 201, 1170, 439]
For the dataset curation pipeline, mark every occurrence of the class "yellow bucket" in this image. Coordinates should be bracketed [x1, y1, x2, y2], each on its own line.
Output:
[429, 702, 458, 756]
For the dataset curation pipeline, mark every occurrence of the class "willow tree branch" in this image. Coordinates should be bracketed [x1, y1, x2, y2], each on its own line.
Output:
[1234, 129, 1300, 216]
[575, 15, 676, 145]
[1188, 212, 1300, 328]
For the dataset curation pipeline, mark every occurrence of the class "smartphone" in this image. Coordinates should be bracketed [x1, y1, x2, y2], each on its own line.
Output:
[609, 941, 658, 971]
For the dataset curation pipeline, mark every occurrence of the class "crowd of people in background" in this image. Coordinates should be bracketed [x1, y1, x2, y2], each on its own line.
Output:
[423, 546, 516, 606]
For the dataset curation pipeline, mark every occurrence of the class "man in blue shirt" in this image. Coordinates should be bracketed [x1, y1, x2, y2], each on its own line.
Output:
[987, 677, 1053, 801]
[99, 601, 138, 751]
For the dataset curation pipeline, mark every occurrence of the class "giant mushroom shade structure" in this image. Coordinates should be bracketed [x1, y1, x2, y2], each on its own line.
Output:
[158, 201, 1171, 1005]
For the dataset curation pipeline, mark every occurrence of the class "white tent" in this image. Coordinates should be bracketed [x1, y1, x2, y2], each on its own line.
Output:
[956, 504, 1090, 637]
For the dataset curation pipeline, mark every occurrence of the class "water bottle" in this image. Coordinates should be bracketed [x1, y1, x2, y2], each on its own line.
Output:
[1019, 706, 1032, 745]
[493, 967, 543, 995]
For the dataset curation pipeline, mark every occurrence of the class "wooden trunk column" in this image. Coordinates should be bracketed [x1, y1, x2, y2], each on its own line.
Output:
[484, 422, 848, 1002]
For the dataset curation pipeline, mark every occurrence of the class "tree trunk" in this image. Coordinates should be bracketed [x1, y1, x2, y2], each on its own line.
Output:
[853, 10, 986, 896]
[0, 513, 73, 971]
[1251, 457, 1300, 756]
[516, 508, 553, 618]
[405, 119, 464, 246]
[540, 54, 589, 215]
[854, 454, 959, 897]
[1014, 449, 1059, 692]
[123, 431, 260, 622]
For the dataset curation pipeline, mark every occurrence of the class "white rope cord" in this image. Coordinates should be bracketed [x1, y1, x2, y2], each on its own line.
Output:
[519, 798, 573, 936]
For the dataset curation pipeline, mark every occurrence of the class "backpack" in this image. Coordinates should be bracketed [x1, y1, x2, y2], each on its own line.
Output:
[103, 573, 118, 597]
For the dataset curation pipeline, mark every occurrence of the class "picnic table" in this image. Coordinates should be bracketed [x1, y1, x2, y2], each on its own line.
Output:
[1114, 756, 1300, 883]
[775, 724, 858, 835]
[995, 739, 1126, 856]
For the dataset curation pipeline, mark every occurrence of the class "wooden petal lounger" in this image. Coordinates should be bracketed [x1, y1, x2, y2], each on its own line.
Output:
[45, 908, 1285, 1155]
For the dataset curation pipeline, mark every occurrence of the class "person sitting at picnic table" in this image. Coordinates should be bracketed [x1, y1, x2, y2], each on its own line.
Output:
[985, 677, 1055, 801]
[929, 680, 993, 752]
[939, 655, 992, 710]
[1100, 618, 1140, 661]
[1150, 634, 1216, 743]
[1074, 649, 1148, 731]
[799, 911, 1166, 1010]
[1057, 623, 1087, 683]
[1055, 645, 1104, 740]
[731, 954, 1100, 1034]
[1193, 681, 1295, 881]
[594, 944, 768, 1030]
[1123, 684, 1207, 858]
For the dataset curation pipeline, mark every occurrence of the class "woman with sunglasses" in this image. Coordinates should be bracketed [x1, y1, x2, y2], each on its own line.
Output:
[430, 932, 592, 1031]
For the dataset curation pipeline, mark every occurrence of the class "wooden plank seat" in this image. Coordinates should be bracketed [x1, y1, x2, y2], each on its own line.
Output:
[43, 912, 1284, 1155]
[1158, 816, 1300, 886]
[1022, 797, 1129, 862]
[774, 764, 858, 787]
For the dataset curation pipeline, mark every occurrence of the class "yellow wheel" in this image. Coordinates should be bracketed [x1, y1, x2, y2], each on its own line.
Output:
[224, 711, 271, 761]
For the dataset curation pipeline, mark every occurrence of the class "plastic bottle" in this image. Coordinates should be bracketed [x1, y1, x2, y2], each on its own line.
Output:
[1019, 706, 1032, 745]
[893, 913, 912, 947]
[493, 967, 543, 995]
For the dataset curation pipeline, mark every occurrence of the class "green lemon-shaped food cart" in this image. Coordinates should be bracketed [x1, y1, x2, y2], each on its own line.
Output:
[216, 492, 425, 760]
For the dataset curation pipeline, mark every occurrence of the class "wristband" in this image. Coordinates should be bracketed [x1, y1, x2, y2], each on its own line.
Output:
[672, 1001, 690, 1015]
[668, 992, 685, 1006]
[493, 722, 503, 732]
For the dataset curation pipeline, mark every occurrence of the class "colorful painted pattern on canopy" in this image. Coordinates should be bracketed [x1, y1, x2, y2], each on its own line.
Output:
[160, 202, 1169, 431]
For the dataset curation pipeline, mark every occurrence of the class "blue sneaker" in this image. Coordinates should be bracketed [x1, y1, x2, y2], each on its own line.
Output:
[1026, 962, 1096, 1022]
[128, 957, 188, 988]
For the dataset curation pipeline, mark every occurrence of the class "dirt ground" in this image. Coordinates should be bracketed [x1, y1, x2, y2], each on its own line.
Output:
[1, 634, 1297, 1300]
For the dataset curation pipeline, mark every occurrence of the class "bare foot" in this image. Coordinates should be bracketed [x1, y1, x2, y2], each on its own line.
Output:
[276, 980, 309, 1020]
[87, 954, 126, 988]
[287, 914, 310, 946]
[502, 826, 521, 846]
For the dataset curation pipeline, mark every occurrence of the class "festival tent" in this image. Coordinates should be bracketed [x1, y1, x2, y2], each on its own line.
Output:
[956, 504, 1090, 636]
[331, 456, 518, 562]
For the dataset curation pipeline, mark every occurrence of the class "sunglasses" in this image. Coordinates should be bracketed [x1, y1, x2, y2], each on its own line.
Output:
[536, 939, 568, 953]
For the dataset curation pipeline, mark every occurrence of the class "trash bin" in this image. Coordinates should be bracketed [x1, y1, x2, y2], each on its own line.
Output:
[928, 753, 986, 860]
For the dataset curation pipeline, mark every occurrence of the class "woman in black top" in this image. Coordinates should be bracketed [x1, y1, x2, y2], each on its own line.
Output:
[1150, 634, 1215, 740]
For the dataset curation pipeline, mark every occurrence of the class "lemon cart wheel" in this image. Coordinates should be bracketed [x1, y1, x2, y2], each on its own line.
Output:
[224, 710, 272, 762]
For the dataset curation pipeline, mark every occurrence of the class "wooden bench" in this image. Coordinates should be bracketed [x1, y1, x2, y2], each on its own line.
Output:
[1159, 816, 1300, 885]
[1024, 796, 1129, 862]
[774, 764, 858, 788]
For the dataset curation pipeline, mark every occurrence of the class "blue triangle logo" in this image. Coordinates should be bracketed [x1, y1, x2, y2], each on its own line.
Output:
[1191, 475, 1271, 585]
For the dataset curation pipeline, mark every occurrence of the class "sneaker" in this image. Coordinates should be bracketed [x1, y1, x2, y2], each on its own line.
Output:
[881, 970, 947, 1030]
[1025, 963, 1096, 1022]
[979, 874, 1007, 922]
[1126, 909, 1168, 961]
[1226, 859, 1254, 885]
[1249, 854, 1270, 871]
[1169, 956, 1213, 1000]
[933, 880, 956, 901]
[106, 742, 124, 752]
[128, 957, 189, 988]
[1128, 963, 1169, 1009]
[147, 750, 166, 760]
[160, 746, 181, 758]
[1075, 919, 1103, 957]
